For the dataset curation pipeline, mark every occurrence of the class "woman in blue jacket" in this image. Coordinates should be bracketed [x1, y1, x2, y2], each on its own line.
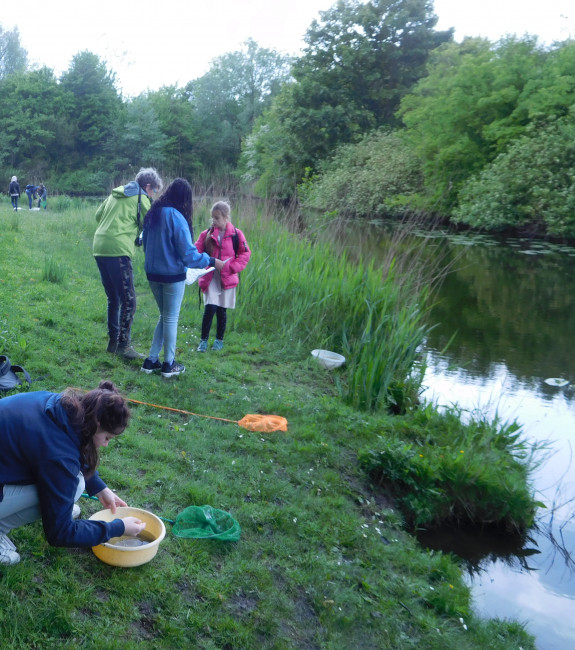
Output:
[0, 381, 146, 565]
[142, 178, 225, 378]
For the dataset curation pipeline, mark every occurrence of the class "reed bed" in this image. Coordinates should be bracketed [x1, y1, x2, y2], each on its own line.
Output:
[230, 208, 434, 413]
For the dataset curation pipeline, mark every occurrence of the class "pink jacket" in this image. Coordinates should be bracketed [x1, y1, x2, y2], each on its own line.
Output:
[195, 222, 251, 292]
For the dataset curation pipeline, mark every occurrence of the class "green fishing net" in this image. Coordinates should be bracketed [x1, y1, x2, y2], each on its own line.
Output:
[172, 505, 241, 541]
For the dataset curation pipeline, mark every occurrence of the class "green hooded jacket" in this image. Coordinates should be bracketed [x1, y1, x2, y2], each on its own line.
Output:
[93, 181, 152, 258]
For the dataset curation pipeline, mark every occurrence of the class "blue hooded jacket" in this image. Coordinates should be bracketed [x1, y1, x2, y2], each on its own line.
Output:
[143, 206, 214, 283]
[0, 391, 125, 547]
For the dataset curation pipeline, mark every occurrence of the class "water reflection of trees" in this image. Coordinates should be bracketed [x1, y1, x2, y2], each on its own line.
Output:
[426, 243, 575, 386]
[331, 222, 575, 389]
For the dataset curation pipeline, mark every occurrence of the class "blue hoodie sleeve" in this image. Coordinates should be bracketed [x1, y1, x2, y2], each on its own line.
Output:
[172, 210, 213, 269]
[37, 459, 125, 547]
[85, 471, 106, 496]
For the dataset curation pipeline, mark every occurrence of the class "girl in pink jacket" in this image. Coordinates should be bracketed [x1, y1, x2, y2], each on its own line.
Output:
[194, 201, 251, 351]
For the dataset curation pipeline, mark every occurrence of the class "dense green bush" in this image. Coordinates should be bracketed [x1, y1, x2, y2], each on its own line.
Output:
[52, 167, 114, 195]
[453, 116, 575, 236]
[298, 129, 423, 218]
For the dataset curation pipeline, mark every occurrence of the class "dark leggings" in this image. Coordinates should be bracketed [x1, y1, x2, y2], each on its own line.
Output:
[201, 305, 227, 341]
[95, 256, 136, 345]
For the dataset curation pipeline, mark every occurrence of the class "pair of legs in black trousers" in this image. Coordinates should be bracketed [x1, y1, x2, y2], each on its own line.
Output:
[95, 256, 136, 352]
[201, 304, 227, 341]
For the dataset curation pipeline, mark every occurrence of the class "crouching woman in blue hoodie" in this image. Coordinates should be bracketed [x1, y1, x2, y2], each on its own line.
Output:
[0, 381, 146, 565]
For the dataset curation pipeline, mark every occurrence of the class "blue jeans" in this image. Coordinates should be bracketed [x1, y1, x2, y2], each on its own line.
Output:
[0, 474, 84, 534]
[148, 280, 186, 365]
[26, 191, 35, 208]
[95, 256, 136, 345]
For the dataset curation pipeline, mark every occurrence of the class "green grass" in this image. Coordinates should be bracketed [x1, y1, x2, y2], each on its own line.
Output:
[0, 201, 536, 648]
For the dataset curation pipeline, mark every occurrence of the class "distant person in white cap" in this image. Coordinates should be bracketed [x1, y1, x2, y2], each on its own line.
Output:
[9, 176, 20, 211]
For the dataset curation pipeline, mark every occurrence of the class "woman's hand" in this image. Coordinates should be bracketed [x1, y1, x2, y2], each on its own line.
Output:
[95, 487, 127, 514]
[123, 517, 146, 537]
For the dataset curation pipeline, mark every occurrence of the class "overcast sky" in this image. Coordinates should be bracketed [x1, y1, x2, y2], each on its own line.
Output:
[6, 0, 574, 97]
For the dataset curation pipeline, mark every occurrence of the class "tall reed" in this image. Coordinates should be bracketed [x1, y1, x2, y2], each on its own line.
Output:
[42, 255, 65, 284]
[227, 202, 437, 412]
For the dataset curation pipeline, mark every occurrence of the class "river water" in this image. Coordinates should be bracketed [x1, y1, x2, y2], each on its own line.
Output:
[413, 231, 575, 649]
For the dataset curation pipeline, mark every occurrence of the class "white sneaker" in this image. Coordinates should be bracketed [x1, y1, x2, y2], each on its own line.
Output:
[72, 504, 81, 519]
[0, 533, 21, 565]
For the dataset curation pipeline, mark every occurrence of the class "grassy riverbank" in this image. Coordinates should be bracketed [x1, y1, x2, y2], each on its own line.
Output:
[0, 199, 535, 648]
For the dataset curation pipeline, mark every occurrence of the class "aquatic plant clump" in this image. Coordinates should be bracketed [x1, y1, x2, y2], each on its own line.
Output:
[359, 405, 539, 532]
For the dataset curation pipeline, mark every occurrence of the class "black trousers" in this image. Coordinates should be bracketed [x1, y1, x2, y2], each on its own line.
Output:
[95, 256, 136, 344]
[201, 304, 227, 340]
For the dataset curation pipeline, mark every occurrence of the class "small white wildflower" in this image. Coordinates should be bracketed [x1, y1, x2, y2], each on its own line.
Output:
[363, 533, 368, 538]
[231, 460, 236, 465]
[429, 586, 434, 591]
[293, 518, 297, 523]
[375, 527, 382, 535]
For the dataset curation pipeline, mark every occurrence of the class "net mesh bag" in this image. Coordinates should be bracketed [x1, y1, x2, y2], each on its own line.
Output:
[172, 505, 241, 541]
[237, 414, 288, 432]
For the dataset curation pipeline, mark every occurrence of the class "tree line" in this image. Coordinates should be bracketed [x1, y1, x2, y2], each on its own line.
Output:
[0, 26, 290, 194]
[2, 1, 575, 236]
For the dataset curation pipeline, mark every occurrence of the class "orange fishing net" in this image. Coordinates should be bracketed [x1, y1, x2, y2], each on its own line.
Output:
[237, 414, 288, 433]
[126, 398, 288, 433]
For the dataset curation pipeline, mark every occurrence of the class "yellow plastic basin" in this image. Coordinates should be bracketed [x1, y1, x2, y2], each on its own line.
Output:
[88, 506, 166, 567]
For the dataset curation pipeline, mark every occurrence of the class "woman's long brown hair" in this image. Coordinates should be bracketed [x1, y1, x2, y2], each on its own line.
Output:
[61, 380, 130, 476]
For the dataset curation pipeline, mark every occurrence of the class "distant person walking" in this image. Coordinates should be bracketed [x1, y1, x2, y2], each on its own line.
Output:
[36, 183, 47, 210]
[195, 201, 251, 352]
[141, 178, 225, 378]
[25, 184, 37, 209]
[93, 167, 163, 359]
[9, 176, 20, 211]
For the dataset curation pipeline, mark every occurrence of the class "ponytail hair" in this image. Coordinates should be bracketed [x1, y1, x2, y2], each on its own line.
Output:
[61, 380, 130, 476]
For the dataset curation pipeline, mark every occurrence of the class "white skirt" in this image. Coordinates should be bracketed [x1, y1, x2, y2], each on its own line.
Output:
[203, 272, 236, 309]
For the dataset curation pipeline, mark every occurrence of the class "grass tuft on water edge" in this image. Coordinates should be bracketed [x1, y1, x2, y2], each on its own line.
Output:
[359, 404, 543, 533]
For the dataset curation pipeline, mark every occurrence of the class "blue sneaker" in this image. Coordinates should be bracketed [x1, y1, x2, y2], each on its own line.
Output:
[212, 339, 224, 351]
[141, 358, 162, 374]
[197, 339, 208, 352]
[161, 361, 185, 378]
